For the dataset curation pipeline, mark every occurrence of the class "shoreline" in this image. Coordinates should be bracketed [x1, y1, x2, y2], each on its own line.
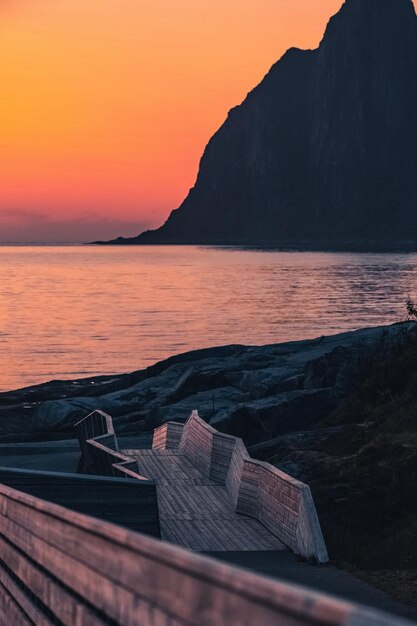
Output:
[0, 321, 408, 398]
[0, 322, 413, 443]
[94, 238, 417, 253]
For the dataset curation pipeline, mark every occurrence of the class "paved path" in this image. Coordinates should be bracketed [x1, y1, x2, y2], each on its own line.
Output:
[123, 448, 286, 552]
[208, 551, 417, 621]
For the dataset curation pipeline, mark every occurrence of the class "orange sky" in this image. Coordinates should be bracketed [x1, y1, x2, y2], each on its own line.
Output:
[0, 0, 404, 243]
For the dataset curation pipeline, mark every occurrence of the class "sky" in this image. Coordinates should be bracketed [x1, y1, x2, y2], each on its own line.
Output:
[0, 0, 381, 243]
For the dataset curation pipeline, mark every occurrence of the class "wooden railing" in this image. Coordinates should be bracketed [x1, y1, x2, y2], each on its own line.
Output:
[153, 421, 184, 449]
[0, 483, 411, 626]
[75, 410, 150, 480]
[153, 411, 329, 564]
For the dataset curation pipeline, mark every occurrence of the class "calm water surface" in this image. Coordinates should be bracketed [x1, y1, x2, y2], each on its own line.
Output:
[0, 245, 415, 390]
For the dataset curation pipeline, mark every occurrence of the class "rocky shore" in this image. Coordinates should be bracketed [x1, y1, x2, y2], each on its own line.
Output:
[0, 322, 409, 441]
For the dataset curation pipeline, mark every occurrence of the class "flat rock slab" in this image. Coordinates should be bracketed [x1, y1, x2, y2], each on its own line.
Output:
[123, 448, 286, 552]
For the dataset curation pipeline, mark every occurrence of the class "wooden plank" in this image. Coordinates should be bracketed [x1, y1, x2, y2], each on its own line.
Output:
[0, 515, 172, 626]
[0, 565, 54, 626]
[0, 533, 116, 626]
[0, 578, 33, 626]
[127, 445, 289, 551]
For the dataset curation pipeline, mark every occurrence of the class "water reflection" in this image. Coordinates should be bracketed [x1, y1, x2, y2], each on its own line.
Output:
[0, 246, 415, 390]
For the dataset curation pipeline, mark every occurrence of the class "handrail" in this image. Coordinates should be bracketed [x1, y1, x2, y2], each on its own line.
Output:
[0, 482, 411, 626]
[75, 410, 150, 480]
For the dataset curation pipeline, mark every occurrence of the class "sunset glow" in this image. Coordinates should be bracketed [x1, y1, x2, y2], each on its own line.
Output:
[0, 0, 387, 242]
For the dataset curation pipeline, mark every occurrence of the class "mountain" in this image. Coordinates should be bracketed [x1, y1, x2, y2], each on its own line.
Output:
[102, 0, 417, 248]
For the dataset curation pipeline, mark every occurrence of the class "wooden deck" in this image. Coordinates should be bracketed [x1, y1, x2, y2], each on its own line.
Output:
[122, 448, 286, 552]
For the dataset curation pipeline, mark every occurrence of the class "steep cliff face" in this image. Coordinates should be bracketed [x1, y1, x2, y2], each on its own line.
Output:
[109, 0, 417, 247]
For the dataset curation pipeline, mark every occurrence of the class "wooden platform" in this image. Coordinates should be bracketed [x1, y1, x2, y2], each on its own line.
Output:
[122, 448, 286, 552]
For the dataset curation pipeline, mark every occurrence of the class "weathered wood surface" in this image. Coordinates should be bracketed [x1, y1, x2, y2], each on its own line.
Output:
[0, 466, 161, 538]
[128, 411, 328, 562]
[123, 448, 285, 551]
[153, 422, 184, 449]
[0, 483, 413, 626]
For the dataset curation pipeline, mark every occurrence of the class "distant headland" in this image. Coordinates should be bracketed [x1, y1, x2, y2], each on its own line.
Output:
[96, 0, 417, 249]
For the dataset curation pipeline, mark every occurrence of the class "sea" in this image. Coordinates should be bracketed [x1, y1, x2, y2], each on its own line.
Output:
[0, 245, 415, 391]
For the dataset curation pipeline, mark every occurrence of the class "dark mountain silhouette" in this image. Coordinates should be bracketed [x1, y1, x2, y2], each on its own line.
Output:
[102, 0, 417, 248]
